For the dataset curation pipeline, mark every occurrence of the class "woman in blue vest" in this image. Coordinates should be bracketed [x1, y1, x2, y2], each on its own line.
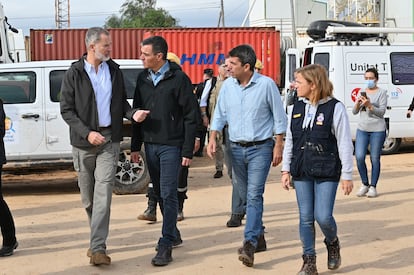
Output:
[281, 64, 354, 275]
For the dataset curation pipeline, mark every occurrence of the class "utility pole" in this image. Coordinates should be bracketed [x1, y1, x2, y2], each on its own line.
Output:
[217, 0, 225, 27]
[55, 0, 70, 29]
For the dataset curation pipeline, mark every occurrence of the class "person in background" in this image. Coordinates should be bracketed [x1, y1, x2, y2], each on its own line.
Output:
[207, 44, 287, 267]
[137, 52, 201, 223]
[0, 99, 18, 257]
[205, 62, 229, 180]
[60, 27, 143, 266]
[281, 64, 354, 275]
[254, 59, 263, 73]
[353, 67, 387, 198]
[210, 59, 245, 227]
[195, 68, 217, 158]
[406, 96, 414, 118]
[131, 36, 198, 266]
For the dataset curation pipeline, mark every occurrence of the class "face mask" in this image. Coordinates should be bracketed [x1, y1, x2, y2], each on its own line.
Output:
[366, 79, 376, 89]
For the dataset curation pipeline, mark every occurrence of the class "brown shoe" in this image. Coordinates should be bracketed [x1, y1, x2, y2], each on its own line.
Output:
[90, 251, 111, 265]
[87, 248, 92, 257]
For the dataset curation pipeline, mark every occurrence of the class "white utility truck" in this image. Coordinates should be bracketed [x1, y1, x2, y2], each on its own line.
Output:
[285, 20, 414, 154]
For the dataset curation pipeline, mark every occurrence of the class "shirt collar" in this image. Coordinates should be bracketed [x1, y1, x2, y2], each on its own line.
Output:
[84, 59, 106, 73]
[150, 61, 170, 76]
[231, 71, 260, 88]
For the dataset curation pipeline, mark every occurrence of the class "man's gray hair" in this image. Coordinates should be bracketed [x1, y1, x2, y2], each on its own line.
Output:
[85, 27, 110, 48]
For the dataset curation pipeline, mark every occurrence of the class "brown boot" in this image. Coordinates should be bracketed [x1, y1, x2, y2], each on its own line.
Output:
[298, 254, 318, 275]
[90, 251, 111, 265]
[137, 197, 157, 222]
[324, 238, 341, 270]
[238, 241, 255, 267]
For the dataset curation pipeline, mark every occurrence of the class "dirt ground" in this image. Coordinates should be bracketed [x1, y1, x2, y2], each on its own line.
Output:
[1, 146, 414, 275]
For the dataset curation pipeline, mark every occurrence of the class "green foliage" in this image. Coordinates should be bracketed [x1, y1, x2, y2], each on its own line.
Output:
[105, 0, 179, 28]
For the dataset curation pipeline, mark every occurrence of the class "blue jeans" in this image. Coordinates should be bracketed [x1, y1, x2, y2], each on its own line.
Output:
[223, 126, 245, 215]
[294, 180, 339, 256]
[144, 143, 181, 246]
[355, 129, 386, 187]
[230, 139, 273, 247]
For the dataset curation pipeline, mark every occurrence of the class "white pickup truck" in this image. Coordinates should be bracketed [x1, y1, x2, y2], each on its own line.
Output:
[0, 59, 150, 194]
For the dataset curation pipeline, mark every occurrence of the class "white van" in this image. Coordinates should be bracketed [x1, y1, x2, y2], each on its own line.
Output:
[0, 59, 150, 194]
[285, 21, 414, 154]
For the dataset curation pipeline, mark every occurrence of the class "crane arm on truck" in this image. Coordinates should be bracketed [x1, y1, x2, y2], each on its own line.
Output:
[0, 2, 19, 63]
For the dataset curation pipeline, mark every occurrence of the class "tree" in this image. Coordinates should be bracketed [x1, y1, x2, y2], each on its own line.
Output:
[105, 0, 179, 28]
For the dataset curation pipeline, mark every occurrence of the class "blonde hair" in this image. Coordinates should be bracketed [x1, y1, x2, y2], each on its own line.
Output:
[295, 64, 333, 105]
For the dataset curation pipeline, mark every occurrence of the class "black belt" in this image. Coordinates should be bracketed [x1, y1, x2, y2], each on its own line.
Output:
[232, 138, 271, 147]
[99, 126, 111, 131]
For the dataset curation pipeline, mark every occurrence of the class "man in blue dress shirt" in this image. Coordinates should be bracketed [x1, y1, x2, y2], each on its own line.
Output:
[207, 44, 287, 267]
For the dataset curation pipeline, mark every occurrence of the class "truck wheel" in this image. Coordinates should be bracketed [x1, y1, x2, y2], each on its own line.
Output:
[113, 142, 150, 195]
[381, 137, 401, 155]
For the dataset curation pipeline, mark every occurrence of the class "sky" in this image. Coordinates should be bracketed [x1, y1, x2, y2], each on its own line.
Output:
[1, 0, 250, 36]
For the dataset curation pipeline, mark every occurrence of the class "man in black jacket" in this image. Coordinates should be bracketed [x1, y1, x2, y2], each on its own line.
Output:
[137, 52, 202, 223]
[60, 27, 144, 266]
[131, 36, 198, 266]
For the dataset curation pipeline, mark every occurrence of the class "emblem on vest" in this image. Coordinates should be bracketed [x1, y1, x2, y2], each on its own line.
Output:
[316, 113, 325, 125]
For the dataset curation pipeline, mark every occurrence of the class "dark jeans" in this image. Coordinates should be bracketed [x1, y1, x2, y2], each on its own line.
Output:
[0, 166, 17, 247]
[145, 143, 181, 246]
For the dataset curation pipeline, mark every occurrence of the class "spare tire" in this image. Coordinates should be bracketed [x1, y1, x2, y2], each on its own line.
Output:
[113, 139, 150, 195]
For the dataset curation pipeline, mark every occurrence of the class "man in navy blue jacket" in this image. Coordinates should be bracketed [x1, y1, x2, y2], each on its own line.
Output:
[131, 36, 198, 267]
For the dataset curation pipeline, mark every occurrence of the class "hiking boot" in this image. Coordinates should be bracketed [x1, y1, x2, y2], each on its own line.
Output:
[324, 238, 341, 270]
[256, 233, 267, 253]
[237, 234, 266, 254]
[177, 210, 184, 221]
[90, 251, 111, 265]
[151, 244, 172, 266]
[0, 241, 18, 257]
[238, 241, 255, 267]
[366, 186, 378, 198]
[226, 214, 244, 227]
[298, 254, 318, 275]
[356, 184, 369, 197]
[155, 229, 183, 251]
[213, 171, 223, 178]
[137, 197, 157, 222]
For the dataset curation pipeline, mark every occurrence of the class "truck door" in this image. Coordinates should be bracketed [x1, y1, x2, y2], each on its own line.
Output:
[1, 69, 45, 158]
[284, 48, 300, 108]
[44, 68, 71, 153]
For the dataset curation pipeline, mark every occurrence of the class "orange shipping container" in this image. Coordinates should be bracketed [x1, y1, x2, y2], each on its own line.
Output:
[30, 27, 280, 84]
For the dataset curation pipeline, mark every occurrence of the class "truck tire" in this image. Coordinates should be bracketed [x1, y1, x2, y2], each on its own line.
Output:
[381, 137, 401, 155]
[113, 140, 150, 195]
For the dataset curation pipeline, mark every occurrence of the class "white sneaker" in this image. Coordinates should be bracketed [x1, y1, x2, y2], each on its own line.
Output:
[356, 185, 369, 197]
[366, 186, 378, 198]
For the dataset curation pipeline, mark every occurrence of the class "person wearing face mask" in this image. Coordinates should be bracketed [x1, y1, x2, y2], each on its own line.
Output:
[352, 67, 388, 198]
